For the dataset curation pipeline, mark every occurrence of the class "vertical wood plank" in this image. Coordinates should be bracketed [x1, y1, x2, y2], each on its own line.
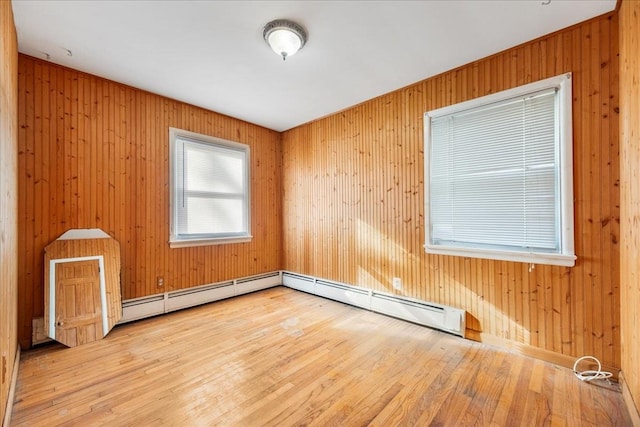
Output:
[0, 1, 19, 423]
[619, 0, 640, 418]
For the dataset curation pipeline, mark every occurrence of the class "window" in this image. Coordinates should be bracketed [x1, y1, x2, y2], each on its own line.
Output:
[424, 73, 575, 267]
[169, 128, 251, 247]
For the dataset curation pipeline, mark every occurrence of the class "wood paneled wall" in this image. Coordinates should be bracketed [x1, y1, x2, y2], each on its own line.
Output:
[17, 55, 283, 348]
[619, 0, 640, 417]
[283, 13, 620, 367]
[0, 0, 19, 423]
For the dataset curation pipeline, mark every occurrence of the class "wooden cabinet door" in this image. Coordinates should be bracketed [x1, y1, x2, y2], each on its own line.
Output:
[54, 260, 104, 347]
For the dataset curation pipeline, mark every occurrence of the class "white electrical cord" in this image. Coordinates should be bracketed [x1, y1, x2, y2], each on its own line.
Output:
[573, 355, 613, 382]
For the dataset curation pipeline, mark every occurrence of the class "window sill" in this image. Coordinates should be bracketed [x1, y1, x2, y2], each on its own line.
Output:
[170, 236, 253, 248]
[424, 244, 576, 267]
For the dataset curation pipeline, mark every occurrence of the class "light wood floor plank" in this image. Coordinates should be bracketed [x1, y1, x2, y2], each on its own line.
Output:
[10, 287, 632, 426]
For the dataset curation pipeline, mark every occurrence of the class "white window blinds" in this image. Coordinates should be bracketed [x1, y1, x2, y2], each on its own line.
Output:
[431, 89, 557, 251]
[170, 128, 251, 247]
[425, 73, 575, 266]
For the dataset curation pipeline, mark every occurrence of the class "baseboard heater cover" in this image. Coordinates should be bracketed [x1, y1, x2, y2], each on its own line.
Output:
[282, 271, 465, 337]
[121, 294, 165, 323]
[166, 281, 235, 312]
[120, 271, 281, 323]
[281, 272, 315, 294]
[370, 292, 465, 336]
[315, 279, 370, 309]
[119, 270, 464, 337]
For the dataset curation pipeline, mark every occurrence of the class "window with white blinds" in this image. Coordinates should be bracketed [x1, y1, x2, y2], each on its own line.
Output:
[169, 128, 251, 247]
[424, 74, 576, 267]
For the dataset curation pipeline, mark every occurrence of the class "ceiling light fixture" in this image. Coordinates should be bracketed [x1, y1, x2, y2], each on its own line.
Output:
[263, 19, 307, 61]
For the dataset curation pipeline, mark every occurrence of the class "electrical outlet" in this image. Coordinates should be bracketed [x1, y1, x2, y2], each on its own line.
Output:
[392, 277, 402, 290]
[157, 276, 164, 288]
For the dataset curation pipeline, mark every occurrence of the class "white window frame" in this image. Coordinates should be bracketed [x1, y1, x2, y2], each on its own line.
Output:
[169, 128, 252, 248]
[424, 73, 576, 267]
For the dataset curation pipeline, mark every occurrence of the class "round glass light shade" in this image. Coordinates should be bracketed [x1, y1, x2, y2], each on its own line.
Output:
[263, 19, 307, 60]
[267, 29, 302, 59]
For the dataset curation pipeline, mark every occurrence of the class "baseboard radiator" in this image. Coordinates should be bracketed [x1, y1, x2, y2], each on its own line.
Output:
[119, 272, 282, 323]
[282, 271, 466, 337]
[117, 270, 465, 338]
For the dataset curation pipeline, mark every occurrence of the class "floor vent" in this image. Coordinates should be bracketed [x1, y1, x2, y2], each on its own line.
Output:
[282, 271, 465, 337]
[120, 271, 281, 324]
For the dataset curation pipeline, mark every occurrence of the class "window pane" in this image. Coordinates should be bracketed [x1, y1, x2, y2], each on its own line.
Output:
[183, 140, 245, 194]
[178, 197, 245, 235]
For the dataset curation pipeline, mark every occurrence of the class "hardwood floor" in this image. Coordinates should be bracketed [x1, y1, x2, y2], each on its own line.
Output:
[11, 287, 631, 426]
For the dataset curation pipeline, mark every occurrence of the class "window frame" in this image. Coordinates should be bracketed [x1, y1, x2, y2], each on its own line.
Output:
[423, 73, 576, 267]
[169, 127, 252, 248]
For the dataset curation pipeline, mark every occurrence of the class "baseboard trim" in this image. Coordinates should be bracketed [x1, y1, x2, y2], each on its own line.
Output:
[620, 371, 640, 426]
[467, 331, 621, 379]
[2, 346, 20, 427]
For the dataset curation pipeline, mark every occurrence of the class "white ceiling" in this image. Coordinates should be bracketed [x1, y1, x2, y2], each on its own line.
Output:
[12, 0, 616, 132]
